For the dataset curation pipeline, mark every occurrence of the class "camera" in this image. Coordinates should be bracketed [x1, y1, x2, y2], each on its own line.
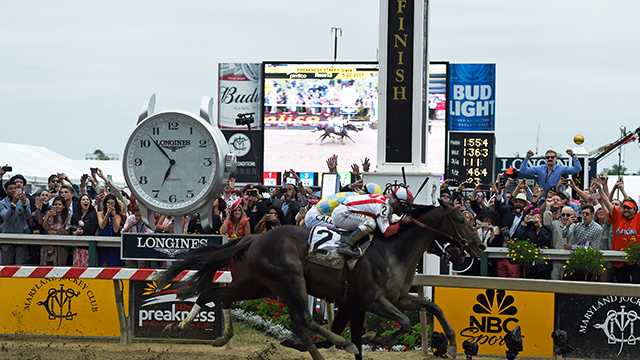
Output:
[235, 112, 255, 126]
[1, 165, 12, 172]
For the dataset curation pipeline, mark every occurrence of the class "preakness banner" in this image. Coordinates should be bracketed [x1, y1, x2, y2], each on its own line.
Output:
[222, 129, 263, 184]
[434, 287, 553, 357]
[121, 233, 225, 261]
[448, 64, 496, 131]
[0, 278, 128, 337]
[218, 63, 262, 130]
[556, 294, 640, 359]
[132, 281, 224, 340]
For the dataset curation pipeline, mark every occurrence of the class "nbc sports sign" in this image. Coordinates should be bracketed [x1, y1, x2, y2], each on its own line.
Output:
[435, 287, 553, 357]
[447, 64, 496, 131]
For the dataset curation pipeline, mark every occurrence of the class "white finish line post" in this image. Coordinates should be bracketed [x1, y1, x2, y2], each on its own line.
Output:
[365, 0, 436, 353]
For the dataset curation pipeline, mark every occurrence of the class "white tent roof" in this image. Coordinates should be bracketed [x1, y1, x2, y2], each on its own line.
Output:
[0, 142, 124, 187]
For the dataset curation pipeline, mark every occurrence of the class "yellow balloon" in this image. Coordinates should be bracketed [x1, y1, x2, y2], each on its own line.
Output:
[573, 134, 585, 145]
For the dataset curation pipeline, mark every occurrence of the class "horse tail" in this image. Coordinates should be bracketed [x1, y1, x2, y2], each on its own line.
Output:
[156, 236, 252, 292]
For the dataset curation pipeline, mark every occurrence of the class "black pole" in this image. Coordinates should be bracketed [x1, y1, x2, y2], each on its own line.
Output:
[330, 27, 341, 62]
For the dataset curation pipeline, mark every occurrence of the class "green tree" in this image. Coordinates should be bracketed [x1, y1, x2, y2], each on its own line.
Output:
[93, 149, 110, 161]
[606, 164, 627, 176]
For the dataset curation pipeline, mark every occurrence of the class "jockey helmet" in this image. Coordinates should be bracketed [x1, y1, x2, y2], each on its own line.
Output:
[364, 182, 383, 195]
[388, 185, 414, 205]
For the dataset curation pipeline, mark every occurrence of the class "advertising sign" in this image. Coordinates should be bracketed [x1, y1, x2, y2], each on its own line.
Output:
[446, 132, 495, 185]
[218, 63, 262, 130]
[222, 129, 263, 184]
[495, 157, 597, 188]
[434, 287, 553, 357]
[0, 278, 128, 337]
[121, 233, 224, 261]
[132, 281, 223, 340]
[298, 172, 316, 187]
[263, 171, 280, 186]
[556, 294, 640, 359]
[448, 64, 496, 131]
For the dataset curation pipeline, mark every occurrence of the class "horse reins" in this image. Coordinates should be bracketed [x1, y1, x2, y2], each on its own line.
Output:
[408, 210, 476, 272]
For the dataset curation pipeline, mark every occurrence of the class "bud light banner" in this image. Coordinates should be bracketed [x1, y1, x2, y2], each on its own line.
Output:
[218, 63, 262, 130]
[121, 233, 224, 261]
[556, 294, 640, 359]
[448, 64, 496, 131]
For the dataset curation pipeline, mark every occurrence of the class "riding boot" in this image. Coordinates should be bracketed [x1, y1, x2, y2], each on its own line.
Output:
[336, 228, 370, 258]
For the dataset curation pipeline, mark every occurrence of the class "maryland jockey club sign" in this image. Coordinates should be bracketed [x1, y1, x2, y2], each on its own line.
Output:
[0, 278, 127, 337]
[557, 294, 640, 359]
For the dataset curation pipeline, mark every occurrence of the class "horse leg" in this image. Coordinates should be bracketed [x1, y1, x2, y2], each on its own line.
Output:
[366, 296, 411, 347]
[345, 134, 355, 143]
[279, 276, 358, 357]
[312, 303, 351, 349]
[398, 294, 457, 358]
[350, 307, 365, 360]
[278, 278, 325, 360]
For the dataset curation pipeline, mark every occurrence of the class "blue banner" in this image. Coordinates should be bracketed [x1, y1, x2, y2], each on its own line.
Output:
[448, 64, 496, 131]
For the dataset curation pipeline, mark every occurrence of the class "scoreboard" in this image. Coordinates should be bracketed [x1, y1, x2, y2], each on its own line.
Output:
[446, 132, 495, 186]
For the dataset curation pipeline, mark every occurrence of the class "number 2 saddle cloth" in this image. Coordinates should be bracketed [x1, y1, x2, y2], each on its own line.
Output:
[306, 226, 372, 271]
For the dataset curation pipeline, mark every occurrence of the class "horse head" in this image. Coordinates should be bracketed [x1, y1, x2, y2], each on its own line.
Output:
[411, 200, 485, 264]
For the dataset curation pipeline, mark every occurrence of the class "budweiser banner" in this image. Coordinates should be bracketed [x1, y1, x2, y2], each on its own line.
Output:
[132, 280, 224, 340]
[218, 63, 262, 130]
[121, 233, 224, 261]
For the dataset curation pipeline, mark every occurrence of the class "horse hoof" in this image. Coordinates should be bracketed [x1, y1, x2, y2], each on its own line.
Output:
[446, 345, 457, 359]
[343, 342, 359, 354]
[314, 340, 333, 349]
[280, 338, 307, 352]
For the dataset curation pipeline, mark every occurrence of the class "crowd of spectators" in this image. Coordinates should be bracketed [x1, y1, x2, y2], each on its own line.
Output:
[1, 147, 639, 283]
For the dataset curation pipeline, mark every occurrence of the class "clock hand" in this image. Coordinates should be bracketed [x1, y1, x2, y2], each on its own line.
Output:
[149, 136, 173, 161]
[161, 159, 176, 187]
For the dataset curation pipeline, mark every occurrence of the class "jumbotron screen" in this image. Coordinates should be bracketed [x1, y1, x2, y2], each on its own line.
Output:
[262, 62, 447, 183]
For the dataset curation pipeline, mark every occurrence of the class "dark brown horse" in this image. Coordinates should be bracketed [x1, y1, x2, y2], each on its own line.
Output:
[158, 201, 483, 360]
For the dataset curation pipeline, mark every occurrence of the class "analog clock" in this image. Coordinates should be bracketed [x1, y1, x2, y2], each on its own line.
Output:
[123, 111, 229, 217]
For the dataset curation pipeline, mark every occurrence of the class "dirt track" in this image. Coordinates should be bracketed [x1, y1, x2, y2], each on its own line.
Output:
[0, 325, 495, 360]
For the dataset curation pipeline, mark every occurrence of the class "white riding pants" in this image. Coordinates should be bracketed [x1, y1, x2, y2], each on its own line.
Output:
[331, 205, 376, 232]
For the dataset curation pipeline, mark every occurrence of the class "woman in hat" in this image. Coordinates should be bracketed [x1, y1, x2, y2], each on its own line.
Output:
[220, 198, 251, 240]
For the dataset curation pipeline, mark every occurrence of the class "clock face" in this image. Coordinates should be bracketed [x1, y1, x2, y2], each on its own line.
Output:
[124, 112, 218, 212]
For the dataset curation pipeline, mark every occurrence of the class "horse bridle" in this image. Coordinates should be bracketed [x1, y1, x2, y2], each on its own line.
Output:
[409, 208, 476, 272]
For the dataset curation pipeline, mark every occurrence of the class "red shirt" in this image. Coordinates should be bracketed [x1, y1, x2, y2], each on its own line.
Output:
[609, 207, 640, 267]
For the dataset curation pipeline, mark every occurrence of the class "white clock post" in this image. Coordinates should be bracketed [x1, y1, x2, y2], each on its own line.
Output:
[364, 0, 440, 205]
[123, 94, 236, 234]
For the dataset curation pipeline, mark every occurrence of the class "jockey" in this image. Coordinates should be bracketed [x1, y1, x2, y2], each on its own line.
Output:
[303, 183, 383, 229]
[331, 184, 414, 257]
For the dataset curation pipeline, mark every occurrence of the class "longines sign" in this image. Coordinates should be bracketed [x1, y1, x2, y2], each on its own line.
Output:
[121, 233, 224, 261]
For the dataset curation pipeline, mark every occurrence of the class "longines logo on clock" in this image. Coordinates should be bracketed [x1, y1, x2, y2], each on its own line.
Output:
[158, 139, 191, 152]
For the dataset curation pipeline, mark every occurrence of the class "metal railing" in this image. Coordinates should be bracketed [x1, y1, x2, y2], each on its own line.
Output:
[0, 233, 120, 267]
[478, 247, 626, 276]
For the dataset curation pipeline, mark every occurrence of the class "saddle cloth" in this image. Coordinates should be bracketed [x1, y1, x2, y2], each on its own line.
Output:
[307, 226, 343, 253]
[306, 226, 371, 270]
